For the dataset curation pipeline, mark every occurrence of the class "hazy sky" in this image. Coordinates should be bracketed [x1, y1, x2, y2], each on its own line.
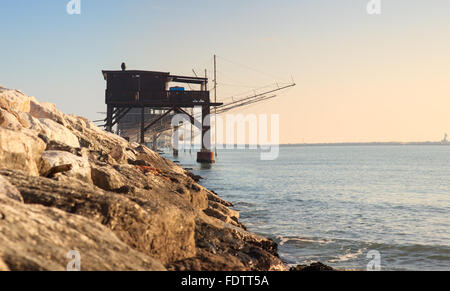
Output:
[1, 0, 450, 144]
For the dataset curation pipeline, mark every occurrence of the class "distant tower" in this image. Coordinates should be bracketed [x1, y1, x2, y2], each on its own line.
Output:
[442, 133, 448, 144]
[121, 62, 126, 71]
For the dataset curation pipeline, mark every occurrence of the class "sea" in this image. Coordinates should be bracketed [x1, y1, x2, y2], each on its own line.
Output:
[164, 145, 450, 271]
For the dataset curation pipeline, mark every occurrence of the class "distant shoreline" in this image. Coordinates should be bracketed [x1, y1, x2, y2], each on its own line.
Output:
[281, 142, 450, 147]
[210, 142, 450, 149]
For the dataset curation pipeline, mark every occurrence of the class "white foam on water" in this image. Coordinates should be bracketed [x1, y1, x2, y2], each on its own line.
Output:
[276, 235, 334, 246]
[327, 248, 366, 263]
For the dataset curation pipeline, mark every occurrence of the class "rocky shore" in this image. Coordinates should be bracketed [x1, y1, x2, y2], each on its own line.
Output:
[0, 86, 287, 271]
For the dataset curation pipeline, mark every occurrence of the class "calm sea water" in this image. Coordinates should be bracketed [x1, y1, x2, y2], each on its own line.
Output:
[165, 145, 450, 271]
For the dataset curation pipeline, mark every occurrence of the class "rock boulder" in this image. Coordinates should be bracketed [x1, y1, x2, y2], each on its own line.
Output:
[0, 127, 46, 176]
[0, 181, 166, 271]
[39, 118, 80, 148]
[41, 150, 92, 183]
[1, 169, 197, 265]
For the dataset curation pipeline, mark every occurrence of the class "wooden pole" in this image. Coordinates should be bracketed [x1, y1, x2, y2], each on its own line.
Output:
[140, 106, 145, 144]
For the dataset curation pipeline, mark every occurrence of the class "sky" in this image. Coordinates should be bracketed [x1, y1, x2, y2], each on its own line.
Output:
[1, 0, 450, 144]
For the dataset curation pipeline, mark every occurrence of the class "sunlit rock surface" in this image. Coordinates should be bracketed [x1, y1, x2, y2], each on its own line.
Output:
[0, 86, 286, 271]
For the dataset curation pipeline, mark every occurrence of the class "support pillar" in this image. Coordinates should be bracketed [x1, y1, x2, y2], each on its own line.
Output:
[152, 134, 158, 151]
[140, 106, 145, 144]
[172, 125, 179, 157]
[106, 105, 113, 132]
[197, 103, 215, 163]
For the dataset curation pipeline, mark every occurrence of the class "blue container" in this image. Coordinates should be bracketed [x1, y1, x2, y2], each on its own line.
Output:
[170, 86, 185, 92]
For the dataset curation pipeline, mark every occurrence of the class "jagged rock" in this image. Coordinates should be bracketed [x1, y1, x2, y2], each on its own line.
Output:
[0, 175, 23, 203]
[0, 182, 165, 271]
[290, 262, 335, 272]
[128, 159, 151, 167]
[41, 151, 92, 183]
[97, 153, 119, 166]
[64, 114, 129, 154]
[64, 114, 89, 131]
[167, 249, 247, 271]
[112, 164, 157, 189]
[91, 165, 126, 191]
[0, 87, 35, 113]
[206, 190, 234, 207]
[204, 200, 244, 229]
[111, 164, 209, 211]
[39, 118, 80, 148]
[45, 139, 80, 156]
[134, 145, 184, 175]
[18, 112, 43, 132]
[0, 96, 28, 129]
[185, 171, 203, 182]
[110, 145, 127, 164]
[43, 164, 73, 178]
[1, 169, 197, 265]
[0, 108, 23, 130]
[0, 127, 46, 176]
[30, 101, 66, 126]
[0, 86, 290, 271]
[168, 213, 287, 271]
[209, 200, 240, 220]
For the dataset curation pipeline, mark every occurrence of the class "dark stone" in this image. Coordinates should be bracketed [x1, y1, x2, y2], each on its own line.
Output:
[113, 185, 133, 194]
[128, 159, 151, 167]
[190, 183, 201, 192]
[37, 133, 49, 144]
[290, 262, 335, 272]
[45, 140, 80, 156]
[78, 137, 92, 148]
[186, 171, 203, 182]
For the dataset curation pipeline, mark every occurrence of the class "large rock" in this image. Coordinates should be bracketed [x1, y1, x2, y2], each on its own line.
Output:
[0, 87, 35, 113]
[39, 118, 80, 148]
[64, 114, 129, 153]
[0, 175, 23, 202]
[290, 262, 335, 272]
[1, 169, 197, 265]
[0, 127, 46, 176]
[114, 164, 209, 211]
[0, 86, 289, 271]
[41, 151, 91, 183]
[169, 213, 287, 271]
[0, 108, 23, 130]
[30, 101, 66, 125]
[91, 165, 126, 191]
[134, 145, 185, 175]
[18, 112, 43, 132]
[0, 179, 165, 271]
[167, 249, 247, 271]
[109, 145, 127, 164]
[204, 200, 243, 229]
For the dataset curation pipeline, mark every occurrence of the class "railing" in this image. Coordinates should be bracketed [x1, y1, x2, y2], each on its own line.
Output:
[106, 90, 210, 105]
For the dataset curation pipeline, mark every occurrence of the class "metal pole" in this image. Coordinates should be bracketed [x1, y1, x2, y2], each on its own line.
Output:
[214, 54, 218, 157]
[190, 107, 193, 154]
